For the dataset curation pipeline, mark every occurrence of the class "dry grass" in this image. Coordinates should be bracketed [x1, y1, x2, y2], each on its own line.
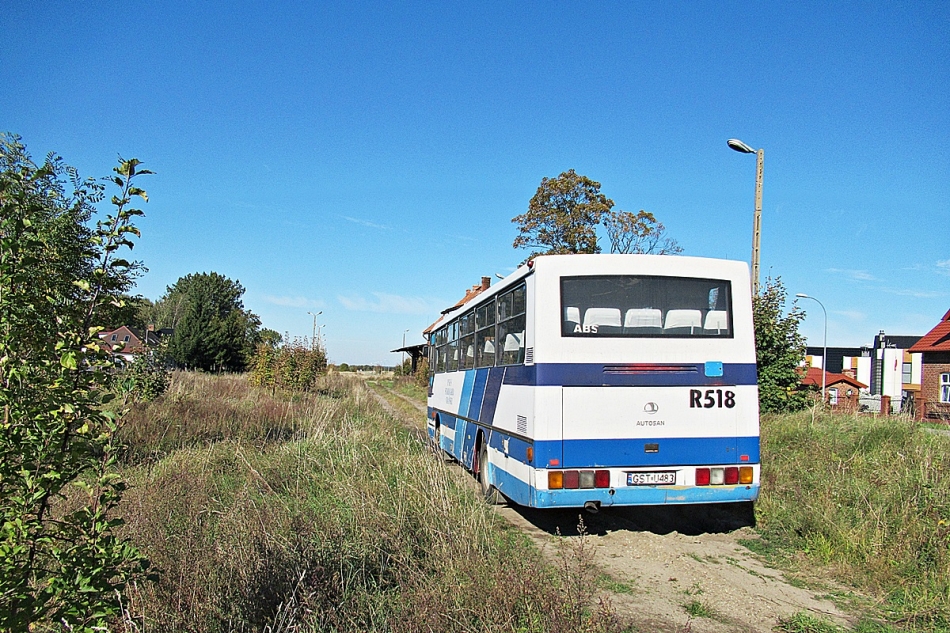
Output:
[114, 372, 624, 633]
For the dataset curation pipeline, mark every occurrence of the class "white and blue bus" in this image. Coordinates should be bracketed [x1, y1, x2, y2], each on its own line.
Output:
[426, 254, 759, 510]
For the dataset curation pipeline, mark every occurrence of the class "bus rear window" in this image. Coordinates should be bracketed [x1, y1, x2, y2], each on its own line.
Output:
[560, 275, 733, 338]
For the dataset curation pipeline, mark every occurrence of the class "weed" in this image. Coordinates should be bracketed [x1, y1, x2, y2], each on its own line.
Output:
[597, 573, 635, 595]
[681, 600, 714, 619]
[683, 582, 704, 596]
[774, 611, 843, 633]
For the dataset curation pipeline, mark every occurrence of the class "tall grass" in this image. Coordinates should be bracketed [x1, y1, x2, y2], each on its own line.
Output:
[115, 372, 349, 464]
[756, 409, 950, 629]
[115, 373, 621, 632]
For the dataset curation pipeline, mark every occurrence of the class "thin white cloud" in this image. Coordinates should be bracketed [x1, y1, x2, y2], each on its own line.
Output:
[936, 259, 950, 276]
[832, 310, 866, 321]
[338, 292, 440, 315]
[826, 268, 879, 282]
[262, 295, 318, 308]
[342, 215, 391, 230]
[879, 287, 945, 299]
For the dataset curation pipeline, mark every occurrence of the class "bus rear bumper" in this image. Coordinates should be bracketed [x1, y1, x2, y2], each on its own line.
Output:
[492, 467, 759, 508]
[526, 484, 760, 508]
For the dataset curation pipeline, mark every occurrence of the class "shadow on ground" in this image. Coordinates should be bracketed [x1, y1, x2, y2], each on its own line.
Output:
[505, 501, 756, 537]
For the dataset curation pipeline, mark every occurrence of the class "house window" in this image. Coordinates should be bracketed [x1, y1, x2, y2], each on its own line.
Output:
[828, 388, 838, 405]
[942, 373, 950, 404]
[123, 335, 130, 342]
[902, 362, 912, 384]
[110, 334, 117, 341]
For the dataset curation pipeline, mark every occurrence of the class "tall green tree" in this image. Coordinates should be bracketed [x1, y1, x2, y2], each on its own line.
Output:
[603, 209, 683, 255]
[512, 169, 614, 258]
[0, 134, 152, 630]
[164, 272, 260, 371]
[753, 276, 809, 412]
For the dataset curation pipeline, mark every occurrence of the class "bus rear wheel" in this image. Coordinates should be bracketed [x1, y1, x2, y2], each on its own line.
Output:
[478, 442, 503, 505]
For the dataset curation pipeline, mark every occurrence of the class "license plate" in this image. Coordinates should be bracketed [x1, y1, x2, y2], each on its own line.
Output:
[627, 471, 676, 486]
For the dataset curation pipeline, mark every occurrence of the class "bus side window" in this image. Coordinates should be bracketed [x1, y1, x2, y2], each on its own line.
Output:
[499, 315, 526, 365]
[497, 283, 526, 365]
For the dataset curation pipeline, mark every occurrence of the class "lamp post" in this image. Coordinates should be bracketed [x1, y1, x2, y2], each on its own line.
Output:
[727, 138, 764, 296]
[307, 311, 322, 351]
[402, 329, 409, 371]
[796, 294, 827, 403]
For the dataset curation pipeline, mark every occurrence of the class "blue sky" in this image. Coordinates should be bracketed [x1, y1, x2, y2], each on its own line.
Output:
[3, 2, 948, 364]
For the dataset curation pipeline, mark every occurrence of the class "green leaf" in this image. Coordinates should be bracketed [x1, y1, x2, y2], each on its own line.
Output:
[60, 352, 78, 370]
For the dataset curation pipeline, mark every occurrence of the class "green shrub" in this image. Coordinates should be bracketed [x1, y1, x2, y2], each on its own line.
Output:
[112, 346, 171, 404]
[251, 337, 327, 393]
[0, 135, 152, 630]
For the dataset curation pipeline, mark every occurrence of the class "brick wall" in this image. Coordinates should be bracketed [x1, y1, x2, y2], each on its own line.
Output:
[920, 357, 950, 420]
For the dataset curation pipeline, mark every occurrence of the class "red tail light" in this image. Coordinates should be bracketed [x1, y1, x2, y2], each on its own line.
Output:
[595, 470, 610, 488]
[724, 467, 739, 485]
[563, 470, 579, 489]
[695, 468, 710, 486]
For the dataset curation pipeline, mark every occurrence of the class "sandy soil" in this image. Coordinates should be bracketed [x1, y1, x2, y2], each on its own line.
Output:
[500, 503, 852, 632]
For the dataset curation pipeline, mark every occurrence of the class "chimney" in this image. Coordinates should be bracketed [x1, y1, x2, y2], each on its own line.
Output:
[481, 276, 491, 291]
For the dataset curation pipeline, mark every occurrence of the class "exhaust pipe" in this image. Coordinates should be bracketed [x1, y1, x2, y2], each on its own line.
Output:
[584, 501, 600, 514]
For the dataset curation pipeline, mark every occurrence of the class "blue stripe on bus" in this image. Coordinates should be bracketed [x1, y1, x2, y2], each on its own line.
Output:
[478, 367, 504, 425]
[501, 363, 758, 387]
[466, 369, 489, 419]
[459, 371, 476, 419]
[551, 436, 759, 468]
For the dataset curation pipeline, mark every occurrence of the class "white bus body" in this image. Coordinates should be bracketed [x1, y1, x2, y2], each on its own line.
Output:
[426, 254, 760, 509]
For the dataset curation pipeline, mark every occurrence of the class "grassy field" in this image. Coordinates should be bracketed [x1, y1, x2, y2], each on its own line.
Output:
[754, 409, 950, 632]
[113, 372, 624, 633]
[109, 373, 950, 632]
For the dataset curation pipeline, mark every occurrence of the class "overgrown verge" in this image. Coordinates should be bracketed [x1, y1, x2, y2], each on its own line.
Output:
[116, 372, 623, 632]
[754, 410, 950, 631]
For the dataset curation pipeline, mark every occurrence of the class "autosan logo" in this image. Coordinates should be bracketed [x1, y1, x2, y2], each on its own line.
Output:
[643, 402, 659, 414]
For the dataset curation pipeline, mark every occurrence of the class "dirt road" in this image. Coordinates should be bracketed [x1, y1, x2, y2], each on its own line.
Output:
[371, 383, 853, 632]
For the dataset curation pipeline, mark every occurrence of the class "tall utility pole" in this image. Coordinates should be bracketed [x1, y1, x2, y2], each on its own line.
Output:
[727, 139, 764, 296]
[307, 311, 322, 351]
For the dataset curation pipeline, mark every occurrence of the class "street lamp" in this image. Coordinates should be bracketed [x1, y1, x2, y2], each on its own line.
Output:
[796, 294, 827, 403]
[727, 138, 764, 296]
[307, 311, 322, 351]
[402, 329, 409, 370]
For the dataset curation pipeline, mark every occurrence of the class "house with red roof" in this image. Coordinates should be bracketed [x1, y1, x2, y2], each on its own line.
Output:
[908, 309, 950, 421]
[98, 325, 166, 363]
[423, 276, 492, 336]
[800, 366, 867, 411]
